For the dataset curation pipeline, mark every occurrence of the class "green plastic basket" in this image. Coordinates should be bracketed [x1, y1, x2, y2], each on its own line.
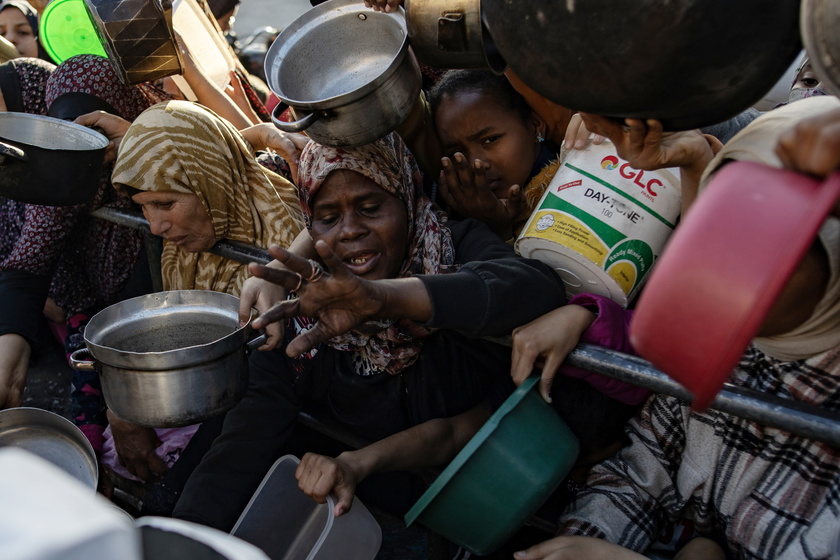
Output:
[404, 376, 580, 555]
[39, 0, 107, 64]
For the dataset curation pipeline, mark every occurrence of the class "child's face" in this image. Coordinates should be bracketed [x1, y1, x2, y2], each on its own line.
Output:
[436, 90, 544, 199]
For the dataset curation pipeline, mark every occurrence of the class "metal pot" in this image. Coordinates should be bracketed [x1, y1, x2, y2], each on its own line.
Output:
[69, 290, 265, 428]
[0, 113, 108, 206]
[801, 0, 840, 97]
[481, 0, 802, 130]
[0, 407, 98, 490]
[264, 0, 422, 148]
[404, 0, 505, 73]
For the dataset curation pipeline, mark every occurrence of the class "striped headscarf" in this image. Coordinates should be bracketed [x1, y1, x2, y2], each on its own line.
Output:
[112, 100, 304, 294]
[296, 132, 457, 375]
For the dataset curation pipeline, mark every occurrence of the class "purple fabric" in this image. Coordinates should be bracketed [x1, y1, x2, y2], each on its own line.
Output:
[560, 293, 650, 406]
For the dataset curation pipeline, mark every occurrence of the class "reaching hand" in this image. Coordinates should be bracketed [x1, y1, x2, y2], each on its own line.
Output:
[439, 153, 524, 238]
[238, 272, 286, 350]
[0, 333, 30, 409]
[250, 241, 388, 357]
[776, 106, 840, 178]
[240, 122, 308, 184]
[513, 536, 649, 560]
[107, 410, 167, 482]
[296, 452, 363, 517]
[73, 111, 131, 164]
[563, 113, 606, 151]
[510, 305, 596, 402]
[363, 0, 402, 12]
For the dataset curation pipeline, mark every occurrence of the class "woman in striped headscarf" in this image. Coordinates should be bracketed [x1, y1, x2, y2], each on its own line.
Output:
[111, 99, 304, 296]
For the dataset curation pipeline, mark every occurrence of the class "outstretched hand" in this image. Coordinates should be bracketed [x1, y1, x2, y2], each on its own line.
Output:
[363, 0, 402, 12]
[74, 111, 131, 164]
[250, 241, 388, 356]
[438, 153, 524, 238]
[296, 452, 362, 517]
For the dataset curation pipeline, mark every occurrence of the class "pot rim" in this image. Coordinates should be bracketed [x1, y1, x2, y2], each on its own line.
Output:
[0, 113, 108, 151]
[83, 290, 255, 369]
[265, 0, 409, 109]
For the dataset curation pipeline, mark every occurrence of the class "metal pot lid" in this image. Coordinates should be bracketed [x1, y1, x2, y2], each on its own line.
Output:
[0, 113, 108, 151]
[0, 407, 98, 490]
[84, 290, 254, 370]
[264, 0, 409, 109]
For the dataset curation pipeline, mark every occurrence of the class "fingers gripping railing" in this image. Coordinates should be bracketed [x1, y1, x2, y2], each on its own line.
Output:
[92, 207, 840, 448]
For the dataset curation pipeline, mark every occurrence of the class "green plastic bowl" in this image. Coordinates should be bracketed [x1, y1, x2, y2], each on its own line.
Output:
[39, 0, 107, 64]
[404, 376, 580, 555]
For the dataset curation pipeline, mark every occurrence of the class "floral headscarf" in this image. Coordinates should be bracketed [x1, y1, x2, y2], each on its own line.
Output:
[296, 132, 457, 375]
[112, 100, 304, 295]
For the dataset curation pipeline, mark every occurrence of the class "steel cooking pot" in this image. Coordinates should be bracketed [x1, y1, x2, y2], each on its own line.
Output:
[404, 0, 505, 73]
[0, 113, 108, 206]
[68, 290, 265, 428]
[480, 0, 802, 130]
[264, 0, 421, 147]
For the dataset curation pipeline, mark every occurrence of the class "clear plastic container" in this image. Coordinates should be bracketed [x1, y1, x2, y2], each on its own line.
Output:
[231, 455, 382, 560]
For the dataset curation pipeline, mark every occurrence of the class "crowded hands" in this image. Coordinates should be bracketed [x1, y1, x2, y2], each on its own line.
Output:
[296, 452, 364, 517]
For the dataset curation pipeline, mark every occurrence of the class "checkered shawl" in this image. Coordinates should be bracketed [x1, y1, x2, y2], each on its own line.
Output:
[559, 344, 840, 559]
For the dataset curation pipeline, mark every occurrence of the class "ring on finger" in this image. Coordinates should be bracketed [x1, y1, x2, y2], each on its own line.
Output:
[306, 259, 325, 283]
[292, 272, 303, 292]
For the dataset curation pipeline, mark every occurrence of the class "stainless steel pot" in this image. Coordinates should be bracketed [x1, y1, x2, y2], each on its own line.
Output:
[481, 0, 802, 130]
[404, 0, 505, 73]
[801, 0, 840, 97]
[264, 0, 422, 147]
[69, 290, 265, 428]
[0, 113, 108, 206]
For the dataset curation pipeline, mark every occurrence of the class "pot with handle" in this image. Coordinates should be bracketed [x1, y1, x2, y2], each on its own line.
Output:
[69, 290, 266, 428]
[480, 0, 802, 130]
[0, 113, 108, 206]
[264, 0, 421, 148]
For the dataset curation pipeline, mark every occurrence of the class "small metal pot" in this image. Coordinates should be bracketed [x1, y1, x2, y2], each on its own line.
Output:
[0, 113, 108, 206]
[264, 0, 422, 148]
[69, 290, 265, 428]
[404, 0, 506, 73]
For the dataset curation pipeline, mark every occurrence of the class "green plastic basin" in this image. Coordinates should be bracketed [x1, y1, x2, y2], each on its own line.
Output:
[404, 376, 580, 555]
[39, 0, 107, 64]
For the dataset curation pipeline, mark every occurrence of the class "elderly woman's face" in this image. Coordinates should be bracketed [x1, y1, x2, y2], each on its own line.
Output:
[132, 191, 216, 253]
[0, 7, 37, 58]
[309, 169, 408, 281]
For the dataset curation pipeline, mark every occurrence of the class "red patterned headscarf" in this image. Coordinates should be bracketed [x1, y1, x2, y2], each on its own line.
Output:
[296, 132, 457, 375]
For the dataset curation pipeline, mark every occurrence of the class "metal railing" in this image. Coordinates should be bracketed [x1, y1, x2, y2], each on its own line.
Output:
[92, 206, 840, 448]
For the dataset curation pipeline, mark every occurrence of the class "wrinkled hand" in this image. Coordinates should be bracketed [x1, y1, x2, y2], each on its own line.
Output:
[363, 0, 402, 12]
[439, 153, 524, 238]
[0, 333, 31, 409]
[240, 122, 308, 183]
[510, 305, 595, 402]
[579, 114, 714, 172]
[107, 409, 167, 482]
[563, 113, 606, 151]
[250, 241, 387, 357]
[776, 106, 840, 178]
[74, 111, 131, 164]
[238, 270, 286, 350]
[513, 536, 648, 560]
[296, 452, 362, 517]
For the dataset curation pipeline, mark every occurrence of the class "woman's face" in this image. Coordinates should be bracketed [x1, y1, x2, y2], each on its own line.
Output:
[435, 90, 544, 199]
[131, 190, 216, 253]
[0, 7, 37, 58]
[309, 169, 408, 281]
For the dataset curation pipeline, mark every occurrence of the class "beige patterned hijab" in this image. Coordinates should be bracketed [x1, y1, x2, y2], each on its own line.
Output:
[112, 100, 304, 295]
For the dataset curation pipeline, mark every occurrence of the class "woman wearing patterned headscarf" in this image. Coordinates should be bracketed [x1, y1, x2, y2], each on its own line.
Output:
[111, 99, 304, 295]
[173, 131, 566, 531]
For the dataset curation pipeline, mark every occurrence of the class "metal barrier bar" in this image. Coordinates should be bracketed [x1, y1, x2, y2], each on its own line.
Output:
[92, 206, 840, 448]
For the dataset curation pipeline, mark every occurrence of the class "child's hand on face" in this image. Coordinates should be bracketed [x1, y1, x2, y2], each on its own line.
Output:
[439, 153, 525, 239]
[510, 305, 597, 403]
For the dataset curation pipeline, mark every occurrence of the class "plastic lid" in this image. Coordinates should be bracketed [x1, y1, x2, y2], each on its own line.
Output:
[39, 0, 107, 64]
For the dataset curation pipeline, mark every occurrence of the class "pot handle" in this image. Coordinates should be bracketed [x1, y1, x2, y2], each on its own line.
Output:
[246, 333, 268, 351]
[0, 141, 27, 164]
[69, 348, 97, 372]
[271, 102, 320, 133]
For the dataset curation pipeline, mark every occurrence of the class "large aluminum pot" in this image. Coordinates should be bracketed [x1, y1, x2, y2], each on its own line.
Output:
[404, 0, 505, 73]
[801, 0, 840, 97]
[0, 113, 108, 206]
[481, 0, 802, 130]
[69, 290, 265, 428]
[264, 0, 421, 148]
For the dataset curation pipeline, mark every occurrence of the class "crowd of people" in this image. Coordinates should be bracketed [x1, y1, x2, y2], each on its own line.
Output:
[1, 0, 839, 559]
